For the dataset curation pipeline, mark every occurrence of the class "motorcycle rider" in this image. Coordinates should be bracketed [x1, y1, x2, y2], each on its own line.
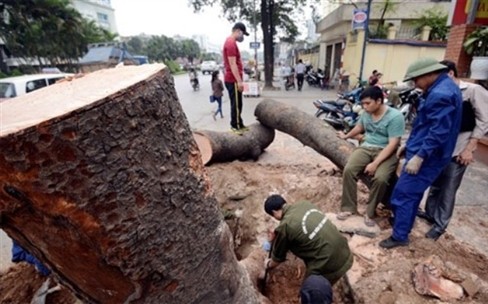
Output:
[337, 86, 405, 227]
[189, 67, 199, 89]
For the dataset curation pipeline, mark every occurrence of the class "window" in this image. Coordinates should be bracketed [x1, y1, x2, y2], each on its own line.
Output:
[47, 77, 63, 85]
[0, 83, 16, 98]
[25, 79, 47, 93]
[97, 12, 109, 26]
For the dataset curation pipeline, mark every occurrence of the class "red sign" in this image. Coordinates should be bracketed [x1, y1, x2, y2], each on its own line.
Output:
[450, 0, 488, 25]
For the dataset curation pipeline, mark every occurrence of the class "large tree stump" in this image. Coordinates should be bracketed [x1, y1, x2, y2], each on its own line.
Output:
[0, 65, 259, 303]
[193, 123, 275, 165]
[254, 99, 354, 170]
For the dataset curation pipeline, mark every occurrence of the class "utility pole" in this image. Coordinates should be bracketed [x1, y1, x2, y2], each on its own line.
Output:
[358, 0, 373, 83]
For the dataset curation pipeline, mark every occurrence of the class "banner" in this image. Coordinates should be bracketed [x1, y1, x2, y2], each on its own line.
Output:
[352, 9, 368, 30]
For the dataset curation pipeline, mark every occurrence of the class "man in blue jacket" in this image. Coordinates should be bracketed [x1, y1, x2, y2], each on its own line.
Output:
[379, 58, 462, 249]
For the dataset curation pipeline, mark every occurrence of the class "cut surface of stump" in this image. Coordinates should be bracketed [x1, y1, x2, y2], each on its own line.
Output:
[0, 64, 259, 303]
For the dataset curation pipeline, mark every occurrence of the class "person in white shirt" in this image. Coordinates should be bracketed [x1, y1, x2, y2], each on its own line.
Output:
[295, 59, 306, 91]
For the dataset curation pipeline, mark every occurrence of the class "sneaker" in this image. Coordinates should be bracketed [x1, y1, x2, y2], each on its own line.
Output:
[240, 125, 250, 132]
[425, 227, 443, 241]
[379, 236, 409, 249]
[230, 128, 243, 135]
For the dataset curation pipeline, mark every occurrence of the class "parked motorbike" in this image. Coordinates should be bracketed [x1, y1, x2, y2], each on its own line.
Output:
[396, 87, 421, 125]
[313, 98, 363, 131]
[306, 69, 325, 88]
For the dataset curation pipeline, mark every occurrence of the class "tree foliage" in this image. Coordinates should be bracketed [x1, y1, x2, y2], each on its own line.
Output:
[125, 35, 201, 63]
[413, 7, 448, 41]
[190, 0, 319, 87]
[0, 0, 116, 70]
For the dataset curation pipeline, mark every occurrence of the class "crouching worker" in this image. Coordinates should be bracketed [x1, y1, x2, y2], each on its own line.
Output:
[263, 194, 353, 293]
[337, 86, 405, 226]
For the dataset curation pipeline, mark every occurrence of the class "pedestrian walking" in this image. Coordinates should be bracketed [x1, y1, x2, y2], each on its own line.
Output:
[210, 70, 224, 120]
[295, 59, 306, 91]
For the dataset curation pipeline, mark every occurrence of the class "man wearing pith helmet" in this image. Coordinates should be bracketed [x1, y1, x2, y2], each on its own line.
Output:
[379, 58, 462, 249]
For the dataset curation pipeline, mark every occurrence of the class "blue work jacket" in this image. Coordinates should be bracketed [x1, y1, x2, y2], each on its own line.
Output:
[406, 73, 462, 164]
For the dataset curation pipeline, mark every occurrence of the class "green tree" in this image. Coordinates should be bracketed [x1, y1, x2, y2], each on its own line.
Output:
[413, 8, 448, 41]
[0, 0, 116, 71]
[178, 39, 200, 63]
[127, 36, 144, 55]
[190, 0, 319, 88]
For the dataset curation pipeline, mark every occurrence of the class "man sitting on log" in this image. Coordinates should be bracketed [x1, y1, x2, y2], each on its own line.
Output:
[336, 86, 405, 226]
[262, 195, 353, 289]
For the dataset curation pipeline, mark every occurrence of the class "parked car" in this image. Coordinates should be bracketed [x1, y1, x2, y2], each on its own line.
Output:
[0, 73, 73, 101]
[200, 60, 218, 74]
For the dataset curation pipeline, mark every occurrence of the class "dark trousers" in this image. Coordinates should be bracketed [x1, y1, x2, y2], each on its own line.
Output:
[425, 158, 467, 232]
[213, 96, 223, 118]
[297, 73, 304, 90]
[225, 82, 244, 129]
[391, 160, 446, 242]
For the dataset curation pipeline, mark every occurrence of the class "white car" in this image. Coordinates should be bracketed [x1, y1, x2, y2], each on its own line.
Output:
[0, 73, 72, 101]
[200, 61, 219, 75]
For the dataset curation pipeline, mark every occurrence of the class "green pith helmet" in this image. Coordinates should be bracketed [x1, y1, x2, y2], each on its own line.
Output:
[403, 58, 447, 81]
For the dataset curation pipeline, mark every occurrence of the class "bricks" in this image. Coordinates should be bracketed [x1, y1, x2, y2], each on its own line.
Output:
[444, 24, 479, 78]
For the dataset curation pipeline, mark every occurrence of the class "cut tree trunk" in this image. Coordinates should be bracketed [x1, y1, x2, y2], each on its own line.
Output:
[0, 64, 259, 303]
[254, 99, 355, 170]
[254, 99, 399, 198]
[193, 123, 275, 165]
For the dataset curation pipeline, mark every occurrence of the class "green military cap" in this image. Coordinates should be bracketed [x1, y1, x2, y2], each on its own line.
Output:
[403, 58, 447, 81]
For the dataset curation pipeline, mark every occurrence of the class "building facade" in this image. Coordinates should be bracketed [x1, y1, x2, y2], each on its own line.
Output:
[71, 0, 118, 34]
[315, 1, 450, 82]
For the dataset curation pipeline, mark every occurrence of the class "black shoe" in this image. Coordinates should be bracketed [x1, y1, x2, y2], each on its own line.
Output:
[425, 227, 443, 241]
[379, 236, 409, 249]
[416, 209, 434, 224]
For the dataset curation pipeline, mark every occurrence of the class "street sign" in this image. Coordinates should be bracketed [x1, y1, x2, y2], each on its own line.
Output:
[250, 42, 261, 49]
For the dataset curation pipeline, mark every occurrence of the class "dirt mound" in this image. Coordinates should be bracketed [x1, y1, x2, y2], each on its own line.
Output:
[1, 143, 487, 303]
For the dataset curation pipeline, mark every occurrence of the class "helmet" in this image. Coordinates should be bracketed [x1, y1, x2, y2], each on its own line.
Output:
[403, 58, 447, 81]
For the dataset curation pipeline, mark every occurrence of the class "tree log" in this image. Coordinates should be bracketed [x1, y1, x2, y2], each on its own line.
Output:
[0, 65, 259, 303]
[254, 99, 355, 170]
[193, 123, 275, 165]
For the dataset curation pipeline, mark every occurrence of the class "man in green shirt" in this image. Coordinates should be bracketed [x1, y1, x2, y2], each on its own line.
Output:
[337, 86, 405, 226]
[263, 195, 353, 285]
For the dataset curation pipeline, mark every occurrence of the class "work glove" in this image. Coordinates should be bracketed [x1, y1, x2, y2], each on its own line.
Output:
[405, 155, 423, 175]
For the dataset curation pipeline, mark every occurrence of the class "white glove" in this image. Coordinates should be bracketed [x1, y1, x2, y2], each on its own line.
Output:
[405, 155, 423, 175]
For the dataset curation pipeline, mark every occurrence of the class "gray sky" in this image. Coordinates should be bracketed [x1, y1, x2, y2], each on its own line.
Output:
[111, 1, 254, 48]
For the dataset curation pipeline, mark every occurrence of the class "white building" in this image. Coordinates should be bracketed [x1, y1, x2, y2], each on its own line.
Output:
[71, 0, 118, 34]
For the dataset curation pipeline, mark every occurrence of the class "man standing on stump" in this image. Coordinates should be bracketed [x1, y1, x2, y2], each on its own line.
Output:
[379, 58, 462, 249]
[417, 60, 488, 240]
[223, 22, 249, 135]
[262, 194, 353, 294]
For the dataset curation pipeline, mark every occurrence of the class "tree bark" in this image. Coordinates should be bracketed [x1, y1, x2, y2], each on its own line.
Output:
[254, 99, 355, 170]
[193, 123, 275, 165]
[0, 64, 259, 303]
